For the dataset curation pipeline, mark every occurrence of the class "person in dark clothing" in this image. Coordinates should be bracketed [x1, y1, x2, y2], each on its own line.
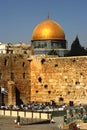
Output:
[16, 116, 20, 127]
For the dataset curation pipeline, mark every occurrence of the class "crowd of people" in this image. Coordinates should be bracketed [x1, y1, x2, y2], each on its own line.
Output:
[0, 100, 64, 111]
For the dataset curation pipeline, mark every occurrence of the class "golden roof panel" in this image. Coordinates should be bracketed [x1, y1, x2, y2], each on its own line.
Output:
[32, 19, 65, 40]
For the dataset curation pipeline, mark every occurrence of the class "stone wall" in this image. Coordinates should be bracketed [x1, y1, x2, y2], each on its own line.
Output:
[0, 54, 87, 106]
[0, 54, 31, 105]
[30, 55, 87, 105]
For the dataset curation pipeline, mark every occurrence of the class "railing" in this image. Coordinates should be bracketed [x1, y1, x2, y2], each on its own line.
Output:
[0, 109, 51, 120]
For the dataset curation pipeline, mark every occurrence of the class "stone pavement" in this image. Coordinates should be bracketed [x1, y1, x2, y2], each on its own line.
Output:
[0, 116, 60, 130]
[0, 123, 61, 130]
[0, 116, 87, 130]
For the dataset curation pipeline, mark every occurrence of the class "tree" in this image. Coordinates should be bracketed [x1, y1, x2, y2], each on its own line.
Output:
[65, 36, 87, 56]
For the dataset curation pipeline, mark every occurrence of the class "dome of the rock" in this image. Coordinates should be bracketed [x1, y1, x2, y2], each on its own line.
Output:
[32, 19, 65, 41]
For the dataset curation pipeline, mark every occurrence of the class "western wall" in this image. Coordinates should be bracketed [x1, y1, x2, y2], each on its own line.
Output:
[0, 54, 87, 106]
[30, 55, 87, 105]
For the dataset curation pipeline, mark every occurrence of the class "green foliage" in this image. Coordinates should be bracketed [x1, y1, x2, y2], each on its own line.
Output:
[65, 36, 87, 56]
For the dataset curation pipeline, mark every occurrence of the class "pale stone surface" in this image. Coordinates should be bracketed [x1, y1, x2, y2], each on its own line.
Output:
[0, 54, 87, 105]
[30, 56, 87, 105]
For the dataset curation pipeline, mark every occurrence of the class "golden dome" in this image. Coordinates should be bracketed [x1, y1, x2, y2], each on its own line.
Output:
[32, 19, 65, 41]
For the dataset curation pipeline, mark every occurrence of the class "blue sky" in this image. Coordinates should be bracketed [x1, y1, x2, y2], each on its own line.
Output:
[0, 0, 87, 49]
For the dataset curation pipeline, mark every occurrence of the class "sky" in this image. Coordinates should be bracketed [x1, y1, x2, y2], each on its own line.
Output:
[0, 0, 87, 49]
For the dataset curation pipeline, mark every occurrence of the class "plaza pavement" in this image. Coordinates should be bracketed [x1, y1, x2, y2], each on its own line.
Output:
[0, 116, 63, 130]
[0, 116, 87, 130]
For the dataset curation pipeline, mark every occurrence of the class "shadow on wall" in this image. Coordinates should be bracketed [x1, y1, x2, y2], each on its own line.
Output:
[16, 87, 23, 106]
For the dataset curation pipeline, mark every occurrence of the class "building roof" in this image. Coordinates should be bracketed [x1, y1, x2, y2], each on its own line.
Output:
[32, 18, 65, 41]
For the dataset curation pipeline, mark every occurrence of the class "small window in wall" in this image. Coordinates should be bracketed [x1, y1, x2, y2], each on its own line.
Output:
[0, 73, 2, 80]
[11, 72, 14, 80]
[23, 72, 25, 79]
[44, 42, 47, 47]
[4, 59, 8, 66]
[22, 62, 25, 67]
